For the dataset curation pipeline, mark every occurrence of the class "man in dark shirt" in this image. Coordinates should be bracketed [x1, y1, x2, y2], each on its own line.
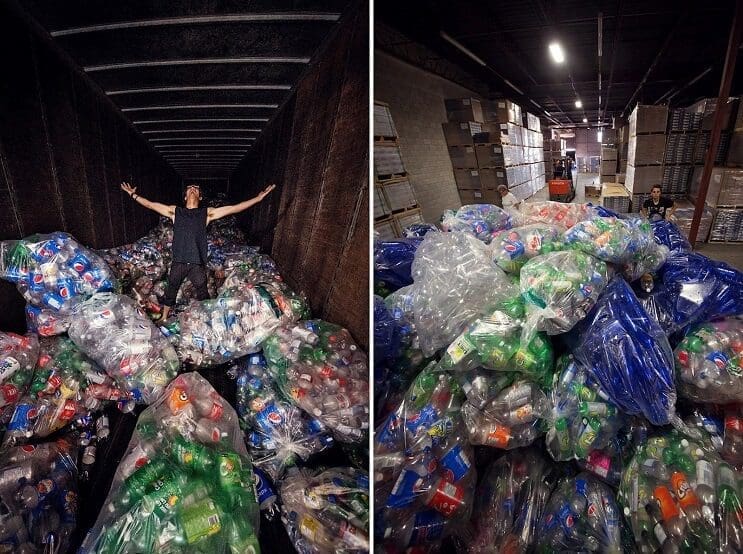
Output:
[641, 185, 676, 221]
[120, 181, 275, 320]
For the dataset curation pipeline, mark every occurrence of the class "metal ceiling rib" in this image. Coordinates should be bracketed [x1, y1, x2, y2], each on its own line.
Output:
[19, 0, 349, 176]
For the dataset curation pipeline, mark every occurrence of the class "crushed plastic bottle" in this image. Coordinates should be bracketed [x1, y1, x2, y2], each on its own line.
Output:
[674, 317, 743, 404]
[234, 353, 334, 481]
[67, 292, 180, 404]
[0, 331, 38, 427]
[516, 201, 597, 231]
[440, 204, 512, 243]
[79, 372, 261, 554]
[279, 466, 369, 553]
[262, 320, 369, 444]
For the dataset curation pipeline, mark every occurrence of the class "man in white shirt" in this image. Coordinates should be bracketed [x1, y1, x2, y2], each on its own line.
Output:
[498, 185, 521, 210]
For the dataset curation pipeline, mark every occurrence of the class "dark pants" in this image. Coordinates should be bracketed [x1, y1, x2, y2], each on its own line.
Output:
[164, 262, 209, 307]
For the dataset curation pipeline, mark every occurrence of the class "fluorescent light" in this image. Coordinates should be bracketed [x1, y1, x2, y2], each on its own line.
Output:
[583, 117, 588, 123]
[575, 100, 583, 108]
[549, 42, 565, 64]
[597, 131, 603, 142]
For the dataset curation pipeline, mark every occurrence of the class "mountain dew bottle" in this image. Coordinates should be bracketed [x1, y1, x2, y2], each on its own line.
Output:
[171, 435, 215, 473]
[225, 513, 261, 554]
[117, 457, 169, 509]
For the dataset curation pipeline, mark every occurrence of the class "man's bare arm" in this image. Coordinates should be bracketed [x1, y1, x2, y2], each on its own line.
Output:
[121, 182, 175, 220]
[207, 184, 276, 224]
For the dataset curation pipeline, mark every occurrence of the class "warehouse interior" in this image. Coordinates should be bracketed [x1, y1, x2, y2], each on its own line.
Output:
[0, 0, 368, 550]
[374, 0, 743, 269]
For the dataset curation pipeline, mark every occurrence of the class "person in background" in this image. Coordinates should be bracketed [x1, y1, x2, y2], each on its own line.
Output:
[498, 185, 521, 210]
[120, 181, 276, 321]
[554, 160, 564, 178]
[641, 185, 676, 221]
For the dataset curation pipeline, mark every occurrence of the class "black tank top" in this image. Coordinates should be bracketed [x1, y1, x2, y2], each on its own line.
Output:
[172, 207, 208, 264]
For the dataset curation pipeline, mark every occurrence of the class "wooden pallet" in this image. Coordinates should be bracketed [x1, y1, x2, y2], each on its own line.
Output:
[376, 171, 408, 183]
[374, 135, 399, 144]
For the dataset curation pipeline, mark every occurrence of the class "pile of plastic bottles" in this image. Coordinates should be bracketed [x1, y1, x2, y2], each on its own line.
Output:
[462, 380, 550, 449]
[375, 367, 475, 552]
[517, 201, 596, 230]
[537, 472, 626, 552]
[0, 232, 118, 336]
[651, 219, 692, 253]
[619, 428, 741, 553]
[373, 238, 422, 296]
[98, 221, 172, 284]
[403, 232, 518, 357]
[67, 292, 180, 404]
[520, 250, 609, 336]
[279, 466, 369, 553]
[440, 204, 512, 243]
[234, 353, 334, 481]
[490, 224, 564, 273]
[262, 320, 369, 443]
[673, 317, 743, 404]
[177, 287, 281, 366]
[435, 296, 554, 385]
[80, 372, 261, 554]
[0, 331, 38, 426]
[403, 223, 438, 237]
[563, 215, 655, 265]
[0, 436, 80, 552]
[569, 277, 677, 426]
[723, 405, 743, 468]
[545, 355, 626, 464]
[469, 448, 559, 553]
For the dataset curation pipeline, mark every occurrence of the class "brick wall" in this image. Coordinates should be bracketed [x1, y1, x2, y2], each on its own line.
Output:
[375, 51, 482, 222]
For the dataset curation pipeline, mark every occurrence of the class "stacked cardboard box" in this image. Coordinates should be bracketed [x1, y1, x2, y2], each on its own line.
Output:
[543, 137, 562, 181]
[443, 98, 546, 204]
[600, 183, 630, 213]
[671, 201, 715, 242]
[689, 167, 743, 207]
[600, 146, 617, 184]
[373, 101, 421, 237]
[625, 105, 668, 196]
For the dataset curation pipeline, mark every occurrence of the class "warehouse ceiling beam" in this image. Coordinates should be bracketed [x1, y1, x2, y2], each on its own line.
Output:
[149, 137, 255, 142]
[133, 118, 269, 124]
[141, 129, 261, 134]
[121, 105, 277, 112]
[689, 0, 743, 244]
[109, 85, 292, 95]
[50, 13, 341, 36]
[621, 8, 689, 117]
[84, 57, 310, 72]
[600, 0, 623, 124]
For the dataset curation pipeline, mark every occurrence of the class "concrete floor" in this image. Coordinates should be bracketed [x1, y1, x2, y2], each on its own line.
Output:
[524, 172, 743, 271]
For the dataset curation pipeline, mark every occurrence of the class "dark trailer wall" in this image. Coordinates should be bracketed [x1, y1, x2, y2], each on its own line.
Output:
[0, 0, 367, 550]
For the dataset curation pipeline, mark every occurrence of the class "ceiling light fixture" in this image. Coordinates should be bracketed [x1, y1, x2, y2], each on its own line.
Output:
[548, 42, 565, 64]
[583, 117, 588, 123]
[575, 100, 583, 108]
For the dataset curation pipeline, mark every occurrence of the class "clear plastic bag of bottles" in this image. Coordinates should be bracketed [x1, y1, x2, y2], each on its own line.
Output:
[440, 204, 512, 243]
[177, 286, 281, 367]
[620, 240, 669, 283]
[3, 336, 132, 445]
[219, 267, 310, 323]
[619, 429, 742, 554]
[516, 201, 597, 230]
[469, 447, 560, 553]
[537, 472, 626, 553]
[462, 380, 550, 449]
[568, 277, 676, 426]
[674, 317, 743, 404]
[489, 224, 564, 274]
[520, 250, 609, 339]
[0, 436, 80, 553]
[234, 353, 334, 481]
[67, 292, 180, 404]
[545, 355, 626, 464]
[373, 238, 422, 297]
[279, 466, 369, 554]
[0, 232, 118, 335]
[407, 232, 518, 357]
[722, 405, 743, 469]
[262, 320, 369, 444]
[563, 215, 654, 265]
[435, 296, 554, 387]
[0, 331, 38, 428]
[374, 365, 475, 552]
[80, 372, 261, 554]
[651, 219, 691, 253]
